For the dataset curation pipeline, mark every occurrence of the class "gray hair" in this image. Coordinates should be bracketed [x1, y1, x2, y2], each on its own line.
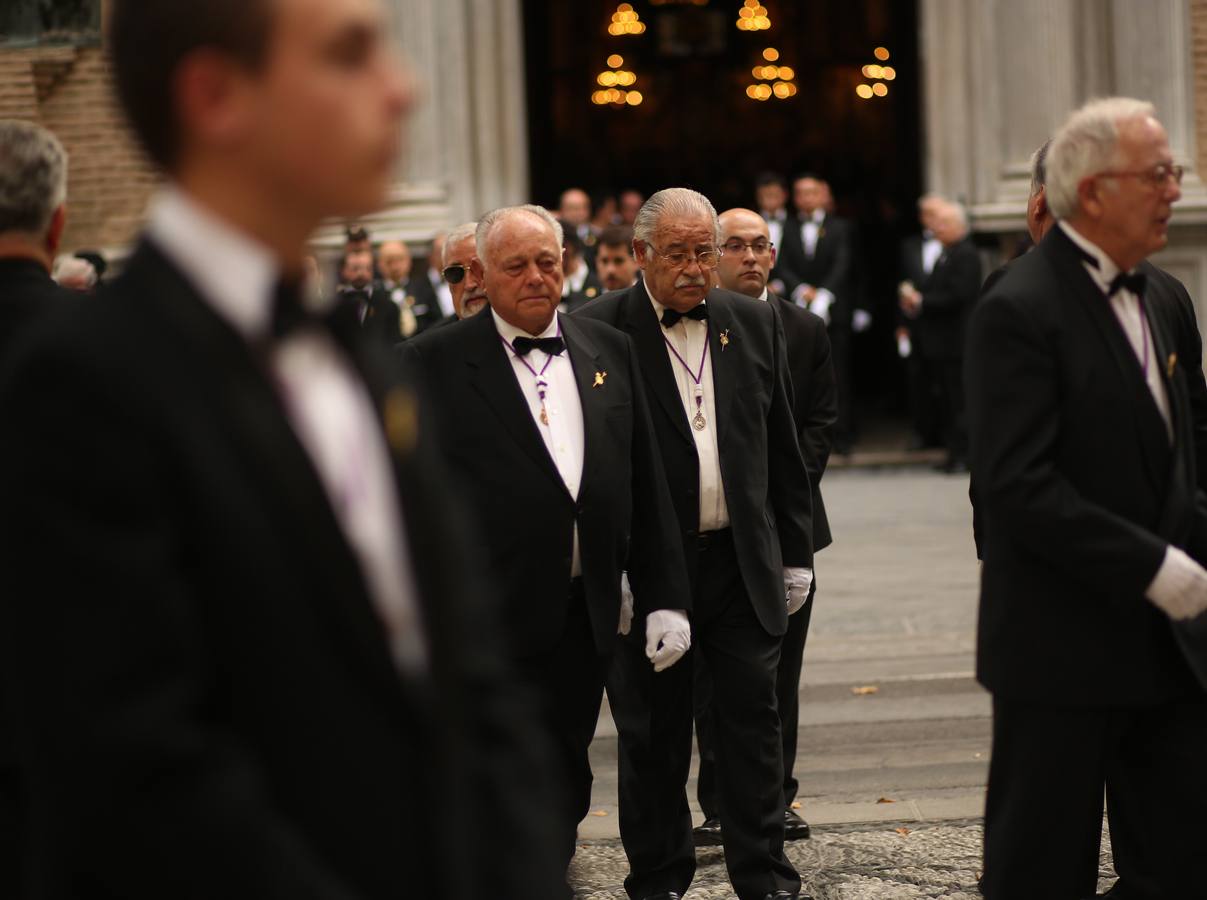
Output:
[442, 221, 479, 267]
[633, 187, 721, 247]
[475, 205, 564, 263]
[1029, 139, 1052, 196]
[1045, 97, 1156, 219]
[0, 119, 68, 237]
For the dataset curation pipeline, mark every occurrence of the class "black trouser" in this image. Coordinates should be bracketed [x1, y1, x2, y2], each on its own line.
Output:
[697, 580, 815, 817]
[608, 530, 799, 900]
[829, 325, 855, 449]
[982, 695, 1207, 900]
[517, 579, 609, 892]
[926, 355, 966, 464]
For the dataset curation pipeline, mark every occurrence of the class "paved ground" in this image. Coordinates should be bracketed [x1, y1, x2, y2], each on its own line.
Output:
[570, 467, 1121, 898]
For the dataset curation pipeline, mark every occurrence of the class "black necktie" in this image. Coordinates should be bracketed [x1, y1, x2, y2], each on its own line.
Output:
[1109, 270, 1147, 298]
[512, 335, 566, 357]
[660, 304, 708, 328]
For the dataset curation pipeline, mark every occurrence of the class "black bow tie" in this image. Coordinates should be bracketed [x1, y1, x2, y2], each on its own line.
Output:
[1108, 270, 1147, 298]
[1070, 243, 1148, 299]
[272, 278, 359, 347]
[512, 335, 566, 357]
[660, 304, 708, 328]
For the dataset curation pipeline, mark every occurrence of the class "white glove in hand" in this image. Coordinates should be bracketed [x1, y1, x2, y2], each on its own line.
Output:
[852, 309, 873, 333]
[645, 609, 691, 672]
[618, 572, 634, 636]
[785, 566, 814, 615]
[1146, 545, 1207, 621]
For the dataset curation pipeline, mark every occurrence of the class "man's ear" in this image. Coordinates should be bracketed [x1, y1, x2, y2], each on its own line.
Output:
[45, 204, 66, 256]
[174, 48, 257, 154]
[633, 239, 649, 268]
[1076, 175, 1104, 220]
[769, 246, 777, 268]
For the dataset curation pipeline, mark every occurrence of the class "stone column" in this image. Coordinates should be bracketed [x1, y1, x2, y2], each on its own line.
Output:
[315, 0, 531, 250]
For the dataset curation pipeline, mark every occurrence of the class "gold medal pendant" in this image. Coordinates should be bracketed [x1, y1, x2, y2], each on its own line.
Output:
[540, 405, 549, 426]
[693, 411, 707, 431]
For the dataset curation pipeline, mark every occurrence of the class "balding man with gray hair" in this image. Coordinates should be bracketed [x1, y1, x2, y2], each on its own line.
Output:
[400, 203, 690, 896]
[577, 187, 814, 900]
[0, 120, 76, 355]
[968, 97, 1207, 899]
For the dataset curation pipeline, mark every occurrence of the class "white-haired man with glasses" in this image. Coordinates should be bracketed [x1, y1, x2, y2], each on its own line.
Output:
[440, 221, 488, 320]
[968, 97, 1207, 900]
[577, 187, 815, 900]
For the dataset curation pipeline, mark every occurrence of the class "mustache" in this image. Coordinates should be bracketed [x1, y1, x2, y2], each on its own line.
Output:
[463, 287, 488, 301]
[674, 275, 708, 288]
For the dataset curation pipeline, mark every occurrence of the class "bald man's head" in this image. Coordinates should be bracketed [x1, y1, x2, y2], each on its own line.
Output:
[716, 207, 775, 298]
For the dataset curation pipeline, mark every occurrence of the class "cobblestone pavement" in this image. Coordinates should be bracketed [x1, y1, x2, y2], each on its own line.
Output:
[570, 819, 1118, 899]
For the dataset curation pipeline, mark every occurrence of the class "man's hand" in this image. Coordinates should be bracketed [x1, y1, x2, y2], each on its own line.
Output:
[645, 609, 691, 672]
[784, 567, 814, 615]
[1147, 546, 1207, 621]
[618, 572, 634, 635]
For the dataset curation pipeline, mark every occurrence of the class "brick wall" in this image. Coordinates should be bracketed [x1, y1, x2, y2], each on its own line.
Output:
[0, 42, 157, 255]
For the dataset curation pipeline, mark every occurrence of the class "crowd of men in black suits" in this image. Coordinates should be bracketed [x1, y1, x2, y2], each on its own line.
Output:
[1, 1, 1206, 898]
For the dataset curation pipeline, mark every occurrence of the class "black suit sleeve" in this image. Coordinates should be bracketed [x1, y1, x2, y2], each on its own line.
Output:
[767, 310, 815, 568]
[0, 349, 364, 900]
[922, 245, 982, 313]
[819, 219, 854, 299]
[1170, 280, 1207, 493]
[624, 337, 694, 616]
[799, 319, 837, 489]
[966, 293, 1167, 596]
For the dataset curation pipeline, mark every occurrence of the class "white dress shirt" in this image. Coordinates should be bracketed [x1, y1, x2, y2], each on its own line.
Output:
[763, 209, 786, 256]
[1059, 221, 1172, 440]
[921, 232, 943, 275]
[147, 187, 427, 670]
[644, 282, 729, 531]
[793, 209, 836, 324]
[429, 267, 455, 319]
[492, 309, 585, 575]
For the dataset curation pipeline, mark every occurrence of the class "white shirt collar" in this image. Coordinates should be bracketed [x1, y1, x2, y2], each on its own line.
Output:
[756, 287, 769, 302]
[1058, 220, 1123, 294]
[810, 208, 826, 224]
[146, 186, 281, 340]
[491, 307, 560, 345]
[643, 277, 709, 324]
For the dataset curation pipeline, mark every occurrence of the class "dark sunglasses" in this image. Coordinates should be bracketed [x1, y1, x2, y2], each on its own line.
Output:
[442, 264, 470, 284]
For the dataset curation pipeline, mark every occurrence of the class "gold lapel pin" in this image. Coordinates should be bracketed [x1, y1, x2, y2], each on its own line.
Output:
[720, 329, 730, 350]
[382, 386, 419, 455]
[1168, 352, 1178, 378]
[593, 371, 607, 388]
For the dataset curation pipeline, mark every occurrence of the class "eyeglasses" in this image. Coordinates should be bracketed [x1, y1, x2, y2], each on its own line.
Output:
[649, 244, 721, 269]
[442, 263, 470, 284]
[721, 238, 774, 256]
[1097, 163, 1185, 189]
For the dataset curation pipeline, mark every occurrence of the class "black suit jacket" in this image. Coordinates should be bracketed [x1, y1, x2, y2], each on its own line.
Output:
[575, 285, 814, 637]
[0, 241, 562, 900]
[0, 258, 76, 361]
[775, 213, 856, 328]
[914, 236, 981, 360]
[967, 225, 1207, 705]
[398, 309, 690, 658]
[771, 293, 836, 551]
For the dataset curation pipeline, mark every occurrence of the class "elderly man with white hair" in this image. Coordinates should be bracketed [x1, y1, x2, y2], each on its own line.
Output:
[439, 220, 488, 319]
[968, 97, 1207, 900]
[399, 203, 691, 897]
[578, 187, 814, 900]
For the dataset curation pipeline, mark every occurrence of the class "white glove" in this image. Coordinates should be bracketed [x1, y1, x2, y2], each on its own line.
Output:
[785, 566, 814, 615]
[1146, 545, 1207, 621]
[852, 308, 873, 333]
[618, 572, 634, 636]
[645, 609, 691, 672]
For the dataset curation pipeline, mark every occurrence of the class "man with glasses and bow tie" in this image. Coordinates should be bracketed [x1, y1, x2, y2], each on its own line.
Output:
[968, 97, 1207, 900]
[399, 204, 690, 898]
[577, 187, 815, 900]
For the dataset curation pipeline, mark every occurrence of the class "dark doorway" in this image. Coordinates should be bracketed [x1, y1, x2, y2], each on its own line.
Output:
[522, 0, 926, 445]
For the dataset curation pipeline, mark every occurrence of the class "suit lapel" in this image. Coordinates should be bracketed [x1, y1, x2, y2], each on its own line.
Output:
[464, 309, 570, 494]
[705, 291, 738, 450]
[1046, 230, 1170, 494]
[131, 242, 404, 694]
[621, 285, 694, 446]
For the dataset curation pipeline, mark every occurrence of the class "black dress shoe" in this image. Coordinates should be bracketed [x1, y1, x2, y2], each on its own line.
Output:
[764, 892, 810, 900]
[641, 894, 682, 900]
[691, 816, 723, 847]
[783, 807, 811, 840]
